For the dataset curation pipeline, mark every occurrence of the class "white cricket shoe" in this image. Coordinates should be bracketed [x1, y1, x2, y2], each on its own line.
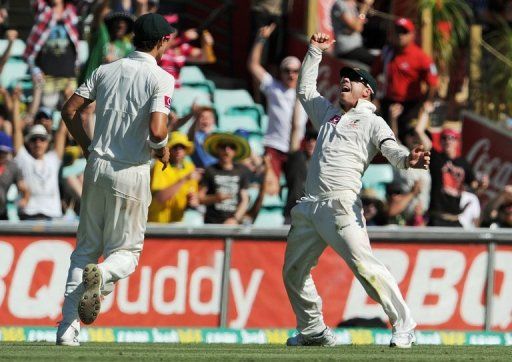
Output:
[389, 330, 416, 348]
[286, 328, 337, 347]
[56, 322, 80, 347]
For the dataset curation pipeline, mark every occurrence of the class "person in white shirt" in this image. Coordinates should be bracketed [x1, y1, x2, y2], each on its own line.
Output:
[57, 13, 176, 346]
[283, 33, 430, 348]
[248, 23, 308, 186]
[12, 114, 67, 220]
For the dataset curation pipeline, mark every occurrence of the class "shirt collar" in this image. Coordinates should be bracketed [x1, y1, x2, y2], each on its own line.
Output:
[353, 99, 376, 113]
[128, 51, 158, 65]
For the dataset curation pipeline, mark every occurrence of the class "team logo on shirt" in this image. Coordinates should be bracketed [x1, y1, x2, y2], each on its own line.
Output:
[164, 95, 172, 109]
[328, 115, 341, 125]
[346, 119, 360, 129]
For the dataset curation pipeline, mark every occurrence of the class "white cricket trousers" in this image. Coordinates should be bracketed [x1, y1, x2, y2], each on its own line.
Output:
[60, 155, 151, 326]
[282, 190, 416, 336]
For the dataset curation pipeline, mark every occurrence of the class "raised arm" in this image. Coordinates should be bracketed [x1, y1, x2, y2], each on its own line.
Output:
[297, 33, 337, 128]
[0, 30, 17, 75]
[247, 24, 275, 85]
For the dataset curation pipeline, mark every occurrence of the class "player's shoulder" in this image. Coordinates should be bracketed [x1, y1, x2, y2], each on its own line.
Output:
[148, 64, 176, 86]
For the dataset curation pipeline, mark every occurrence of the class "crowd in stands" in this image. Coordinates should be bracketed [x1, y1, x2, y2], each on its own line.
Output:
[0, 0, 509, 229]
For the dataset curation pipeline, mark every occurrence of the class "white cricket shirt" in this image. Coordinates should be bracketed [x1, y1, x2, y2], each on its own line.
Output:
[298, 45, 411, 197]
[76, 51, 175, 165]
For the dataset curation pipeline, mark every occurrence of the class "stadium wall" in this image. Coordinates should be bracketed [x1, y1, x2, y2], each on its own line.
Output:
[1, 223, 511, 333]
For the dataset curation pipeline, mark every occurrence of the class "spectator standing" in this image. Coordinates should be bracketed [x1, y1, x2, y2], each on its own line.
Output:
[24, 0, 80, 111]
[428, 127, 475, 226]
[372, 18, 438, 142]
[248, 24, 307, 185]
[12, 121, 66, 220]
[330, 0, 376, 66]
[148, 131, 200, 223]
[0, 132, 29, 220]
[79, 0, 135, 84]
[199, 132, 250, 224]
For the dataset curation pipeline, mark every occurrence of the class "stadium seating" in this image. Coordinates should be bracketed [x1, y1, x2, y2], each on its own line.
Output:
[171, 86, 212, 116]
[362, 164, 394, 200]
[0, 39, 26, 58]
[180, 66, 215, 95]
[253, 206, 284, 226]
[0, 59, 28, 88]
[217, 114, 261, 133]
[181, 208, 204, 226]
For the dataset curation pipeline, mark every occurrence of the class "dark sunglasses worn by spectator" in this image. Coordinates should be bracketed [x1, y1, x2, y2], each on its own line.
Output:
[218, 142, 236, 150]
[441, 135, 459, 141]
[29, 136, 48, 143]
[282, 68, 299, 74]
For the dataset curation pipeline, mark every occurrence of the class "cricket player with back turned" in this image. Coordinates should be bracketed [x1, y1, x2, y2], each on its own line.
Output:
[56, 13, 176, 346]
[283, 33, 430, 348]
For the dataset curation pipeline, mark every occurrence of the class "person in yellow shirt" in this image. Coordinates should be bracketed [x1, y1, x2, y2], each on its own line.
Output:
[148, 131, 201, 223]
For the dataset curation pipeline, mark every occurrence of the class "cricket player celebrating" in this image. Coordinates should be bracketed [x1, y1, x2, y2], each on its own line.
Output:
[283, 33, 430, 348]
[56, 13, 176, 346]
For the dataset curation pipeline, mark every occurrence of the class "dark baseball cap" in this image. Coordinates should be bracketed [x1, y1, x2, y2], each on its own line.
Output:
[339, 67, 377, 95]
[134, 13, 176, 42]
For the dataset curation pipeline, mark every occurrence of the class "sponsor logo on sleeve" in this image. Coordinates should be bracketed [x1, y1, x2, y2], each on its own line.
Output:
[164, 95, 172, 110]
[328, 115, 341, 125]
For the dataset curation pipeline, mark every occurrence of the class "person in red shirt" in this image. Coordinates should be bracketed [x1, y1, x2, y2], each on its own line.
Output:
[158, 14, 216, 88]
[372, 18, 438, 142]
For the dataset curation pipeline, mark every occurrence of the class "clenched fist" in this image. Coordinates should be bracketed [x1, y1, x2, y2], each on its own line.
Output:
[310, 33, 335, 52]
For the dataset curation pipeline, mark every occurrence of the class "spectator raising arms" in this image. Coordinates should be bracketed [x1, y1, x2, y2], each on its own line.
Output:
[24, 0, 80, 111]
[12, 88, 67, 220]
[79, 0, 135, 84]
[331, 0, 376, 65]
[148, 131, 201, 223]
[199, 132, 251, 225]
[248, 23, 307, 187]
[428, 127, 475, 227]
[159, 15, 216, 87]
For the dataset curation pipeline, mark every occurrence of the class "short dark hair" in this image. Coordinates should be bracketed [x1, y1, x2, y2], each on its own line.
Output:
[133, 36, 160, 52]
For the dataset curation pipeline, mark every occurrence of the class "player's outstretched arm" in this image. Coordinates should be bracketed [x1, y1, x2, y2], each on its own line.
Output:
[297, 33, 337, 129]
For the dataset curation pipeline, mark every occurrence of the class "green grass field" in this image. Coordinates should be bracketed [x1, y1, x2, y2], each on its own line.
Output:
[1, 343, 511, 361]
